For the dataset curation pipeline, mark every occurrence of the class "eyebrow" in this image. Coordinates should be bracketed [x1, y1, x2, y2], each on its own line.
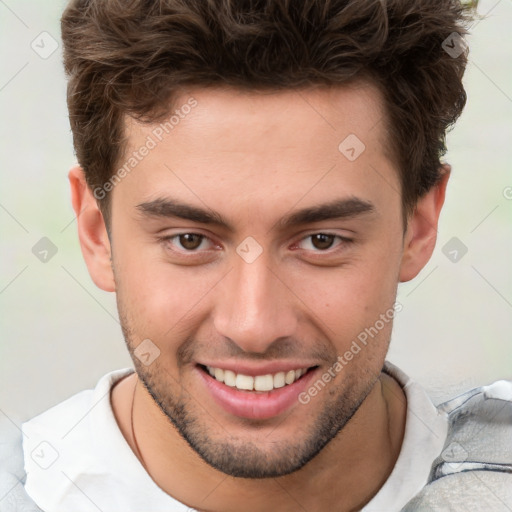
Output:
[136, 196, 375, 232]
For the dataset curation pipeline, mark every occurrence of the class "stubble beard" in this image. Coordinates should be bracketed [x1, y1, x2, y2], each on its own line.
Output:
[116, 298, 379, 479]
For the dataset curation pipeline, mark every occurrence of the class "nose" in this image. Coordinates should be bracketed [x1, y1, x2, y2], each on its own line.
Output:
[213, 249, 298, 354]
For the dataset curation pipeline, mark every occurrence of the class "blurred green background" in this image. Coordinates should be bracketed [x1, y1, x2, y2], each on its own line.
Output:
[1, 0, 511, 422]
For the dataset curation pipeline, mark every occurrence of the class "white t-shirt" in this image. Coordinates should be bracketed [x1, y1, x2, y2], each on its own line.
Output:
[21, 361, 448, 512]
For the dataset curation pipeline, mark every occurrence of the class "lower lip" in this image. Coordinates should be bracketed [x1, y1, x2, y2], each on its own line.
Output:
[195, 365, 319, 420]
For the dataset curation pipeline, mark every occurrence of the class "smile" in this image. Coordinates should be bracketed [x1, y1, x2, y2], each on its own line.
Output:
[196, 364, 320, 419]
[203, 365, 314, 392]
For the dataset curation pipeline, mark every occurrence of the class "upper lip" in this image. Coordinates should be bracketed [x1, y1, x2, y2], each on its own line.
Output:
[197, 361, 319, 376]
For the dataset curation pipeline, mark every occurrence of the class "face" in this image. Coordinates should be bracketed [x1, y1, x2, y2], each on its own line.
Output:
[99, 83, 411, 478]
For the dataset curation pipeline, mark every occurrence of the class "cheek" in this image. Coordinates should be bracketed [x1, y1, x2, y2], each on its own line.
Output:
[302, 242, 399, 308]
[287, 246, 401, 352]
[113, 239, 220, 337]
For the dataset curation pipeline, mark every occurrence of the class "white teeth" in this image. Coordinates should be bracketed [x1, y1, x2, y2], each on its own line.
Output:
[254, 374, 274, 392]
[236, 374, 254, 390]
[224, 369, 236, 387]
[273, 372, 286, 389]
[285, 370, 296, 385]
[214, 368, 224, 382]
[205, 365, 311, 391]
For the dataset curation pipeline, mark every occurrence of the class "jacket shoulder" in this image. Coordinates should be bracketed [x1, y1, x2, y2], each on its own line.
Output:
[402, 379, 512, 511]
[0, 415, 43, 512]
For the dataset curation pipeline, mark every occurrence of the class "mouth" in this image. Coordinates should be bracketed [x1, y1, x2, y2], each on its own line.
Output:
[198, 363, 318, 392]
[195, 363, 320, 420]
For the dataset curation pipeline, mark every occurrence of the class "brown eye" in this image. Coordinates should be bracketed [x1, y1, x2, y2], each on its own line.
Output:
[295, 233, 352, 254]
[178, 233, 204, 250]
[310, 233, 336, 250]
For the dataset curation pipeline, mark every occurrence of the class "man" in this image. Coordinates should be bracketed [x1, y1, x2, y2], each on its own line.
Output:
[1, 0, 511, 511]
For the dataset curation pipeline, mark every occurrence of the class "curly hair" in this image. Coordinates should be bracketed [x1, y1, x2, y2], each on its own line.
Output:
[61, 0, 479, 227]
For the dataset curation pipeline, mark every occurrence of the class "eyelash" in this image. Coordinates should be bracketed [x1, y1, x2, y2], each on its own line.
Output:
[157, 232, 353, 257]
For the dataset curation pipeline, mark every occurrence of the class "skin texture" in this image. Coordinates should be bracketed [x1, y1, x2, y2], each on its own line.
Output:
[69, 81, 449, 512]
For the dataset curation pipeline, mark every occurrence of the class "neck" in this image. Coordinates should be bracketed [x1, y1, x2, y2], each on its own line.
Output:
[112, 370, 406, 512]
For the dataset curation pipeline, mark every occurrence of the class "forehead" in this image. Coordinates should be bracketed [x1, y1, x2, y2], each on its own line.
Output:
[116, 82, 397, 222]
[128, 81, 387, 156]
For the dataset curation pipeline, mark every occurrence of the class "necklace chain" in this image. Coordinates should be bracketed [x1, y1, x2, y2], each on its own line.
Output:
[128, 378, 203, 512]
[130, 378, 148, 472]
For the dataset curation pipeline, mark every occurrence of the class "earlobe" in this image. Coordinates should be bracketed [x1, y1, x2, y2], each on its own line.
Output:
[68, 165, 115, 292]
[399, 165, 451, 283]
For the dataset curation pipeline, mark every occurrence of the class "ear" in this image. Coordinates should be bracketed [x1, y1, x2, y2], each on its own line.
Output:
[68, 165, 115, 292]
[399, 165, 451, 283]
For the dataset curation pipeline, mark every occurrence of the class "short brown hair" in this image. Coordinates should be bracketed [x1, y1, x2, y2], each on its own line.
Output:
[61, 0, 478, 228]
